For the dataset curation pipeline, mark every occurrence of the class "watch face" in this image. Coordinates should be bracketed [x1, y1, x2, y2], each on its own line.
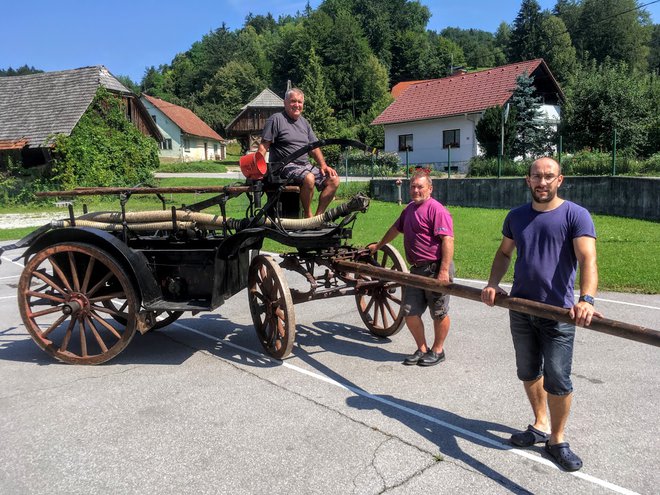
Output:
[580, 295, 594, 305]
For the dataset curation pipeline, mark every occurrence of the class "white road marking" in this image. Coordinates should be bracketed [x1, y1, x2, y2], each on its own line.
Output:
[1, 255, 24, 267]
[175, 321, 640, 495]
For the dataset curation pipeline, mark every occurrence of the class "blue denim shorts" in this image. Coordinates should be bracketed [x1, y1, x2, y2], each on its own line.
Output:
[509, 310, 576, 396]
[402, 262, 454, 320]
[279, 163, 326, 191]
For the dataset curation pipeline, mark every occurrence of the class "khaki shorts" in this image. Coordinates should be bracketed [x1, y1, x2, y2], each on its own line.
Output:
[403, 261, 454, 319]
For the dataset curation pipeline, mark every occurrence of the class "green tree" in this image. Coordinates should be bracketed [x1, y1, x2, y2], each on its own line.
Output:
[538, 15, 576, 83]
[198, 61, 266, 132]
[508, 0, 546, 63]
[475, 105, 517, 158]
[115, 75, 140, 94]
[244, 12, 277, 34]
[428, 35, 466, 77]
[552, 0, 581, 38]
[648, 24, 660, 74]
[440, 27, 499, 68]
[0, 65, 43, 77]
[390, 29, 432, 84]
[235, 26, 272, 82]
[511, 72, 555, 159]
[300, 47, 337, 138]
[575, 0, 652, 71]
[561, 61, 653, 155]
[493, 22, 511, 65]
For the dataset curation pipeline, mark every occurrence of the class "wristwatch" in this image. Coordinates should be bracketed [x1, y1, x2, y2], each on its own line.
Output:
[579, 294, 595, 305]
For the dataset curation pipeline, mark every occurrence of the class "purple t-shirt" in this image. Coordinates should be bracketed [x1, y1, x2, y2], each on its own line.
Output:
[261, 111, 317, 169]
[503, 201, 596, 308]
[395, 198, 454, 265]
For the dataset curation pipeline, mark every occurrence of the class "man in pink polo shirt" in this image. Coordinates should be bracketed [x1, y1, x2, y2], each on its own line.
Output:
[370, 170, 455, 366]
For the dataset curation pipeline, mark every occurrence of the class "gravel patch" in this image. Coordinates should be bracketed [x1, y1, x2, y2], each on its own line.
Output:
[0, 213, 65, 229]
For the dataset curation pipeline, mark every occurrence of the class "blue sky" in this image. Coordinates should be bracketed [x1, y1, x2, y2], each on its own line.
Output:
[2, 0, 658, 83]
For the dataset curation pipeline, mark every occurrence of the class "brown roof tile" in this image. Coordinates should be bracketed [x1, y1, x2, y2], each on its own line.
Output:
[374, 59, 556, 125]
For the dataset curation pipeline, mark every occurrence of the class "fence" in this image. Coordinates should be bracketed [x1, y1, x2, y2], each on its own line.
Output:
[370, 176, 660, 221]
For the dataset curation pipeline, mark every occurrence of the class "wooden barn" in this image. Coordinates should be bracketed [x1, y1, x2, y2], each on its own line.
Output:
[225, 88, 284, 152]
[0, 66, 161, 168]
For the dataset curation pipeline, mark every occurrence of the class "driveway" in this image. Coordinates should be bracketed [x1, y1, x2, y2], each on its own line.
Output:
[1, 241, 658, 494]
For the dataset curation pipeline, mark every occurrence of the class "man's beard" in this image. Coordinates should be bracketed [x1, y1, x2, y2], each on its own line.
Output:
[530, 187, 556, 203]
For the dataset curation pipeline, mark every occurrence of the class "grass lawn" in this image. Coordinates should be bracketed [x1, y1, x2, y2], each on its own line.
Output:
[157, 161, 228, 173]
[1, 184, 658, 293]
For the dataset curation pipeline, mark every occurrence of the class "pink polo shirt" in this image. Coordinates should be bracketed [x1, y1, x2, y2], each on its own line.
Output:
[395, 197, 454, 265]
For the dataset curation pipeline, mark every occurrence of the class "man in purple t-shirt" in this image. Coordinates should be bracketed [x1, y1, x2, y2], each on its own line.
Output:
[370, 170, 455, 367]
[481, 157, 601, 472]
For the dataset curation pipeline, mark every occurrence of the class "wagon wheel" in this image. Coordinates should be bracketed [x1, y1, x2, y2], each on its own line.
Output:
[355, 243, 408, 337]
[18, 243, 139, 365]
[248, 255, 296, 359]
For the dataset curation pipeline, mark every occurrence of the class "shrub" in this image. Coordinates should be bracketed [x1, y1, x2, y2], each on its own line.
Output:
[467, 157, 529, 177]
[50, 87, 159, 190]
[640, 153, 660, 175]
[327, 148, 399, 177]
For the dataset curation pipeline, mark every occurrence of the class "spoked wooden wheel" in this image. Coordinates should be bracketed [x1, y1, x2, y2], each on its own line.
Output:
[355, 243, 408, 337]
[248, 255, 295, 359]
[18, 243, 139, 364]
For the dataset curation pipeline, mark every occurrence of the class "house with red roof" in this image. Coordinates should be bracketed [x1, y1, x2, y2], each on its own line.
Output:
[142, 94, 226, 162]
[373, 59, 564, 172]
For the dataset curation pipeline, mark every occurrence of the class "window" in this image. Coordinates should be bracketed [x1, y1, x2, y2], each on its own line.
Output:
[398, 134, 413, 151]
[183, 137, 190, 152]
[443, 129, 460, 148]
[160, 138, 172, 150]
[151, 114, 157, 123]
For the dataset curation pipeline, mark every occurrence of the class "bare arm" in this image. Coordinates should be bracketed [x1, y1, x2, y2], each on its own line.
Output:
[481, 236, 516, 306]
[570, 236, 602, 326]
[257, 141, 270, 158]
[310, 148, 337, 177]
[437, 236, 454, 284]
[368, 224, 400, 254]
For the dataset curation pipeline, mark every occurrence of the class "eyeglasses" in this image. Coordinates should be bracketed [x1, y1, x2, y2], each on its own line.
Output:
[529, 174, 559, 183]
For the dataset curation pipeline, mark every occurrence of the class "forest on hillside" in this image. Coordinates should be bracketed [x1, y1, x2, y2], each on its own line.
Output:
[4, 0, 660, 157]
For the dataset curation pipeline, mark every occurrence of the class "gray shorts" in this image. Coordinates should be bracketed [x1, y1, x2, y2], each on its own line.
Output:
[279, 163, 326, 191]
[402, 261, 455, 320]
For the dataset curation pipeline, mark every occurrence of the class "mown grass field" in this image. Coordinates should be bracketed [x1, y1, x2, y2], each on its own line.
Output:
[1, 179, 658, 293]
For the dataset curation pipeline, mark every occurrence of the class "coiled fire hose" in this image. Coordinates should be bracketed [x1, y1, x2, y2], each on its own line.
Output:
[49, 194, 370, 232]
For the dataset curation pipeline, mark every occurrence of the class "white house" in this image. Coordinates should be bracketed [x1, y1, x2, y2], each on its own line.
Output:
[142, 94, 226, 162]
[372, 59, 564, 173]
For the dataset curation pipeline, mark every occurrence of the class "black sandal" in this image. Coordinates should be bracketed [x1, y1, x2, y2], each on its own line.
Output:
[545, 442, 583, 471]
[510, 425, 550, 447]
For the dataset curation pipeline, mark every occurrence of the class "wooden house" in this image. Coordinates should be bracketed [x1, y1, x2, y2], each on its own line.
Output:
[0, 66, 161, 168]
[226, 88, 284, 152]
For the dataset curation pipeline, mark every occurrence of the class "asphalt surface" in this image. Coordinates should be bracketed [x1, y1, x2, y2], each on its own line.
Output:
[1, 240, 658, 495]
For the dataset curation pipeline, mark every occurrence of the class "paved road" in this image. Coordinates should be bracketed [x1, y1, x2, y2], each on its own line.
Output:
[1, 241, 658, 494]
